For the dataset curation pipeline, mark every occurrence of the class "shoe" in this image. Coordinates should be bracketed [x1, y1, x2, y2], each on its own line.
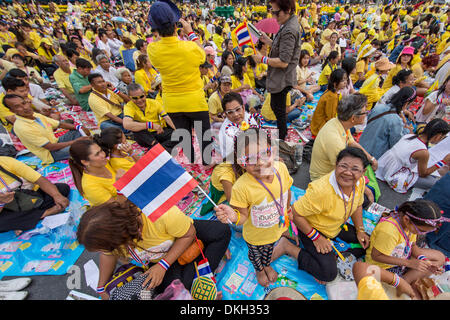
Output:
[0, 291, 28, 300]
[0, 278, 32, 292]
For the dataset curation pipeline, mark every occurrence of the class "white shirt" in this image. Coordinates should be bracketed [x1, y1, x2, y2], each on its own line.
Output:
[97, 40, 111, 57]
[94, 65, 120, 87]
[107, 38, 123, 58]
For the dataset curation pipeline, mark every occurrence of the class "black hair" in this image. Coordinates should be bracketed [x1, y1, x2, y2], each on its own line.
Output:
[222, 92, 243, 111]
[219, 50, 235, 72]
[408, 118, 450, 144]
[69, 139, 97, 196]
[7, 68, 27, 78]
[91, 47, 104, 63]
[392, 69, 413, 86]
[397, 199, 442, 227]
[327, 68, 347, 93]
[75, 58, 93, 69]
[299, 49, 311, 67]
[11, 53, 25, 62]
[92, 127, 123, 157]
[336, 146, 370, 169]
[157, 24, 176, 37]
[135, 39, 146, 50]
[387, 86, 417, 114]
[341, 57, 356, 81]
[2, 93, 24, 110]
[1, 77, 26, 92]
[88, 73, 103, 84]
[233, 57, 248, 81]
[436, 75, 450, 100]
[66, 48, 80, 59]
[322, 50, 339, 70]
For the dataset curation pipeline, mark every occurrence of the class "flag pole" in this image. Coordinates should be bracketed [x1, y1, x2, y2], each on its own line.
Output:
[244, 19, 258, 55]
[197, 186, 233, 225]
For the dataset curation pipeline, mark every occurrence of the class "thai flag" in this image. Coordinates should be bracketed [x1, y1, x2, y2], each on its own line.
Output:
[194, 258, 216, 283]
[235, 22, 252, 47]
[114, 144, 198, 222]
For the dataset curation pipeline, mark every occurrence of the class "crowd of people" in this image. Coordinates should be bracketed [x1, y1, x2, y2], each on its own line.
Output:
[0, 0, 449, 301]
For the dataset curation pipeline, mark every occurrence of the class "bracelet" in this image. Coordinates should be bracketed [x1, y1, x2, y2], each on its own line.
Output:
[306, 228, 320, 241]
[357, 226, 365, 233]
[261, 56, 268, 64]
[96, 286, 105, 294]
[112, 87, 120, 94]
[0, 203, 5, 208]
[146, 122, 154, 130]
[234, 209, 241, 225]
[435, 160, 447, 169]
[158, 258, 170, 271]
[391, 274, 401, 288]
[188, 31, 199, 42]
[418, 255, 428, 261]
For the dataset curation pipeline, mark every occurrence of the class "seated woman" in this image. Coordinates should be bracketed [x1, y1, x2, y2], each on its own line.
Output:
[377, 69, 415, 107]
[359, 87, 417, 160]
[365, 199, 446, 294]
[310, 68, 347, 138]
[218, 50, 235, 77]
[115, 67, 133, 96]
[376, 119, 450, 193]
[0, 156, 70, 234]
[320, 32, 341, 62]
[76, 200, 231, 299]
[289, 147, 372, 283]
[317, 51, 339, 92]
[261, 91, 305, 124]
[69, 139, 123, 207]
[231, 57, 263, 113]
[382, 46, 414, 91]
[10, 54, 43, 85]
[93, 127, 142, 173]
[352, 44, 377, 89]
[134, 54, 158, 97]
[411, 54, 440, 94]
[295, 50, 320, 102]
[36, 38, 59, 77]
[415, 75, 450, 123]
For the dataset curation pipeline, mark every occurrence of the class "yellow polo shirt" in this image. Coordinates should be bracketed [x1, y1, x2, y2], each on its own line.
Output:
[208, 91, 223, 120]
[88, 89, 124, 125]
[123, 98, 167, 132]
[0, 156, 41, 192]
[147, 36, 208, 113]
[81, 164, 117, 207]
[53, 67, 75, 94]
[13, 113, 60, 165]
[134, 68, 158, 94]
[293, 171, 365, 239]
[310, 118, 355, 181]
[108, 155, 135, 173]
[0, 92, 15, 132]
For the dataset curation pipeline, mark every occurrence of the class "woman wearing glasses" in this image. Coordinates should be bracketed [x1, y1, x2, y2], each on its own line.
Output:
[365, 199, 446, 295]
[122, 83, 177, 153]
[253, 0, 301, 141]
[359, 87, 417, 161]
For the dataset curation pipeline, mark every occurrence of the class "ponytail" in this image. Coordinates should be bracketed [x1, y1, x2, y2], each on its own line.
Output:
[69, 139, 96, 196]
[408, 118, 450, 143]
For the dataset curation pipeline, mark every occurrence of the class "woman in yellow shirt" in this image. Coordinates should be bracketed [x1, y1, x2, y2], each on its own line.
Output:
[320, 32, 341, 61]
[382, 46, 415, 90]
[134, 54, 158, 95]
[352, 44, 377, 88]
[231, 57, 263, 112]
[365, 200, 445, 285]
[318, 51, 340, 91]
[77, 199, 231, 299]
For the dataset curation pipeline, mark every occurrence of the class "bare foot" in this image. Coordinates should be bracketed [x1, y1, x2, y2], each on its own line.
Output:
[14, 230, 23, 236]
[264, 265, 278, 284]
[216, 291, 223, 300]
[256, 269, 270, 287]
[41, 205, 63, 219]
[271, 236, 301, 262]
[225, 249, 231, 260]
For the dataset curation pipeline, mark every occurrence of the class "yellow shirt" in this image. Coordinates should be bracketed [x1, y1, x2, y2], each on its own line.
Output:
[320, 28, 333, 46]
[37, 47, 55, 61]
[13, 113, 60, 165]
[309, 117, 355, 181]
[53, 67, 75, 93]
[211, 162, 236, 204]
[81, 164, 117, 207]
[382, 65, 404, 90]
[0, 92, 15, 132]
[29, 31, 41, 49]
[134, 68, 158, 94]
[310, 90, 340, 136]
[301, 42, 315, 56]
[208, 91, 223, 120]
[0, 156, 41, 192]
[230, 161, 292, 246]
[412, 63, 425, 84]
[351, 60, 368, 83]
[293, 171, 365, 238]
[108, 155, 135, 172]
[357, 276, 389, 300]
[365, 216, 417, 270]
[122, 208, 193, 263]
[261, 93, 292, 121]
[0, 31, 16, 49]
[147, 36, 208, 113]
[318, 63, 337, 86]
[231, 74, 253, 90]
[320, 42, 341, 59]
[354, 33, 366, 49]
[123, 98, 167, 132]
[88, 89, 123, 125]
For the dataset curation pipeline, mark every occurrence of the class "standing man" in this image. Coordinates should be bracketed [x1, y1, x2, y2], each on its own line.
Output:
[254, 0, 300, 141]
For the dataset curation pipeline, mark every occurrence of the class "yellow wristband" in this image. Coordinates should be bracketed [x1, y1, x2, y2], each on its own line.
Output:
[234, 209, 241, 225]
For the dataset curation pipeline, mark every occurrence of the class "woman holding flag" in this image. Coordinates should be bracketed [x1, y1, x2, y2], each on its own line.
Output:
[253, 0, 301, 141]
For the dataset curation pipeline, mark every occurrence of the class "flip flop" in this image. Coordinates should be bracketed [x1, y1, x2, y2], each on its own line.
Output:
[0, 278, 32, 292]
[0, 291, 28, 300]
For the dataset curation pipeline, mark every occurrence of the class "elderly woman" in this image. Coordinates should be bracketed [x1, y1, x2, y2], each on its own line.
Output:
[359, 87, 417, 160]
[115, 67, 133, 96]
[282, 147, 371, 283]
[310, 93, 378, 181]
[253, 0, 301, 141]
[76, 200, 231, 299]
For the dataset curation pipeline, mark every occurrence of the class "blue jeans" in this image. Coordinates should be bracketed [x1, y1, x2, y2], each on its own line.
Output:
[99, 113, 129, 133]
[50, 130, 82, 162]
[287, 108, 301, 122]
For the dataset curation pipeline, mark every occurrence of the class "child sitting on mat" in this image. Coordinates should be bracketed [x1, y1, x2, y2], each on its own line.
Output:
[365, 199, 447, 293]
[215, 127, 297, 287]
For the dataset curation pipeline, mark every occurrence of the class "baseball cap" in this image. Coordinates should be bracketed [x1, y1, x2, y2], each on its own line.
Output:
[148, 0, 181, 30]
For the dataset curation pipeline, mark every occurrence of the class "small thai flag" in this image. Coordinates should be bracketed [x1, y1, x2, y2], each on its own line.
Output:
[114, 144, 198, 222]
[194, 258, 216, 283]
[235, 22, 252, 47]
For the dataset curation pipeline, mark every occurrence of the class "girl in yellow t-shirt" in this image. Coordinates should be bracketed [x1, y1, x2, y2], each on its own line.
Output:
[365, 200, 445, 284]
[93, 127, 142, 173]
[318, 51, 339, 90]
[215, 128, 297, 287]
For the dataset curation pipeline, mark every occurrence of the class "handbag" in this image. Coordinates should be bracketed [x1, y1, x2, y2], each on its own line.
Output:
[0, 165, 43, 212]
[104, 263, 146, 297]
[177, 237, 204, 265]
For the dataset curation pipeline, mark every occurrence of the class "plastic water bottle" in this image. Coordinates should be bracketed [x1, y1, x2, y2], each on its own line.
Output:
[42, 70, 50, 84]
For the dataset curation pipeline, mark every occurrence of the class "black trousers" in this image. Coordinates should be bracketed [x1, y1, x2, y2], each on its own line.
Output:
[167, 111, 212, 165]
[152, 219, 231, 294]
[0, 183, 71, 233]
[270, 87, 291, 141]
[133, 127, 178, 154]
[297, 224, 366, 282]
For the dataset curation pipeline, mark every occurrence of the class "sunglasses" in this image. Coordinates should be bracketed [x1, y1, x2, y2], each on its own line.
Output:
[240, 147, 272, 167]
[131, 94, 146, 100]
[271, 8, 281, 16]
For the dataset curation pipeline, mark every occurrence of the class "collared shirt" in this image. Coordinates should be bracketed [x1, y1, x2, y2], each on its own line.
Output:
[88, 89, 123, 125]
[0, 92, 15, 132]
[69, 69, 91, 111]
[94, 65, 120, 87]
[54, 67, 75, 93]
[267, 15, 301, 93]
[123, 98, 167, 132]
[13, 113, 60, 164]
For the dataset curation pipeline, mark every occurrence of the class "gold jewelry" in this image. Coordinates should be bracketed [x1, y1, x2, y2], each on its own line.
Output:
[234, 209, 241, 225]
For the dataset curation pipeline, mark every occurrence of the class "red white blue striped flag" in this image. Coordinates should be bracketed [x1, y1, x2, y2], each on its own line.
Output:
[114, 144, 198, 222]
[234, 21, 252, 47]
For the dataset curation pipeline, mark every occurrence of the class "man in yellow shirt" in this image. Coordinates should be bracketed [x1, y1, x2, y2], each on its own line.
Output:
[123, 83, 176, 152]
[53, 55, 79, 106]
[0, 21, 16, 52]
[3, 94, 90, 164]
[87, 73, 126, 132]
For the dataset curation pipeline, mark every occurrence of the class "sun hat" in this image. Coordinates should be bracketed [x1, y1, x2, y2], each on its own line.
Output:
[148, 0, 181, 30]
[399, 46, 415, 57]
[204, 46, 217, 57]
[40, 38, 53, 46]
[375, 57, 395, 71]
[242, 47, 254, 58]
[357, 44, 377, 61]
[264, 287, 307, 300]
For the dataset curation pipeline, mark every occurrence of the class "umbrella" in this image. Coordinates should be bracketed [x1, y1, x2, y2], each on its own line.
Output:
[255, 18, 280, 35]
[111, 16, 130, 24]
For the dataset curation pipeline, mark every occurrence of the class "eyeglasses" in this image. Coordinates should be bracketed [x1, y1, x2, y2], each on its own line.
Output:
[240, 147, 272, 167]
[356, 111, 368, 116]
[224, 105, 243, 116]
[336, 163, 364, 175]
[131, 94, 145, 100]
[271, 8, 281, 16]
